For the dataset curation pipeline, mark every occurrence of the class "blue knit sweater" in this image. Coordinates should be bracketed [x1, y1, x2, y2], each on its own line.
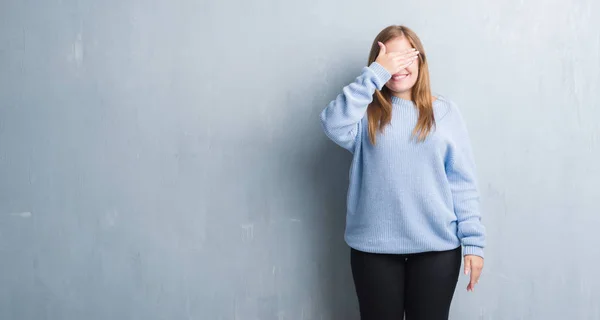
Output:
[320, 62, 486, 258]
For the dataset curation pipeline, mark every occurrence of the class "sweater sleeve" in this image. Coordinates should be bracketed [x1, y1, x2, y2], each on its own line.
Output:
[445, 102, 486, 258]
[319, 62, 391, 152]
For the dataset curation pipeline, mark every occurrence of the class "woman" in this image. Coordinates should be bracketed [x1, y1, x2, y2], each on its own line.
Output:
[319, 25, 486, 320]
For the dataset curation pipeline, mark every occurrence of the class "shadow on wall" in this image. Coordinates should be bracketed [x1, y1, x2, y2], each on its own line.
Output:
[308, 134, 360, 319]
[269, 60, 364, 318]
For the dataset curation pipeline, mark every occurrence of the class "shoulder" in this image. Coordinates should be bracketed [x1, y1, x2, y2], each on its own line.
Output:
[432, 94, 458, 122]
[433, 95, 468, 131]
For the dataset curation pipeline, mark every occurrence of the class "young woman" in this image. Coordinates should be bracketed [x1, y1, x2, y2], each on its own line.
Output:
[319, 25, 486, 320]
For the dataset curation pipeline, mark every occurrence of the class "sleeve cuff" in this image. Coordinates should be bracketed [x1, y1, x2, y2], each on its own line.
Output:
[463, 245, 484, 258]
[367, 62, 392, 89]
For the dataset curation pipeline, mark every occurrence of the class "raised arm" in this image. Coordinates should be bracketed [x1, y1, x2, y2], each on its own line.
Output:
[319, 62, 390, 151]
[320, 43, 420, 151]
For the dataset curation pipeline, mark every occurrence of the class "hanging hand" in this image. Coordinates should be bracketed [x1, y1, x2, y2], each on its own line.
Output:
[464, 255, 484, 292]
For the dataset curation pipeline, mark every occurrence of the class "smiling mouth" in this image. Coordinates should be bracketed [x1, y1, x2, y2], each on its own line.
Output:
[392, 73, 410, 80]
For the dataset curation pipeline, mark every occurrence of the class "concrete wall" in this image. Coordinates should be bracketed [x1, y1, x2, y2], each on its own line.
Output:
[1, 0, 599, 319]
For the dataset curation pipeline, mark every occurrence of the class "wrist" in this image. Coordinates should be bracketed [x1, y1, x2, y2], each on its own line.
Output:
[463, 245, 484, 258]
[367, 62, 391, 89]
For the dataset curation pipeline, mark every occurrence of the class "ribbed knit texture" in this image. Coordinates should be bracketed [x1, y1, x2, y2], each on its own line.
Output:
[320, 62, 486, 258]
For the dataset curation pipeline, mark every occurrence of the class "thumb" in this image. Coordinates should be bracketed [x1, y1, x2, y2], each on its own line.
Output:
[377, 41, 386, 55]
[464, 257, 471, 275]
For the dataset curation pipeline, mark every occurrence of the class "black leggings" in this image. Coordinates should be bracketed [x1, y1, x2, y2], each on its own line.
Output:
[350, 246, 462, 320]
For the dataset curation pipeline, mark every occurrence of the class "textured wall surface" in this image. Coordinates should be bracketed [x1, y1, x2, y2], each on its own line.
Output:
[1, 0, 599, 319]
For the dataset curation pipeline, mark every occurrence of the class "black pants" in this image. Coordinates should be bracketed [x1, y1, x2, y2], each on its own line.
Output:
[350, 246, 462, 320]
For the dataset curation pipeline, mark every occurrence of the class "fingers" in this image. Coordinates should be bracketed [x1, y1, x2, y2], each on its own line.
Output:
[464, 257, 473, 291]
[393, 60, 414, 73]
[389, 48, 419, 57]
[374, 44, 419, 74]
[464, 257, 472, 276]
[464, 256, 484, 292]
[388, 54, 418, 74]
[394, 54, 419, 61]
[394, 51, 419, 71]
[379, 45, 418, 58]
[394, 55, 419, 67]
[468, 267, 482, 292]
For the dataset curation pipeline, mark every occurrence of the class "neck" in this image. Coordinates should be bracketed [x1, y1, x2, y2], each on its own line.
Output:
[392, 91, 412, 101]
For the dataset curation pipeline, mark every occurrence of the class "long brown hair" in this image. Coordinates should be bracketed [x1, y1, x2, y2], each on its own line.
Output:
[366, 25, 434, 144]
